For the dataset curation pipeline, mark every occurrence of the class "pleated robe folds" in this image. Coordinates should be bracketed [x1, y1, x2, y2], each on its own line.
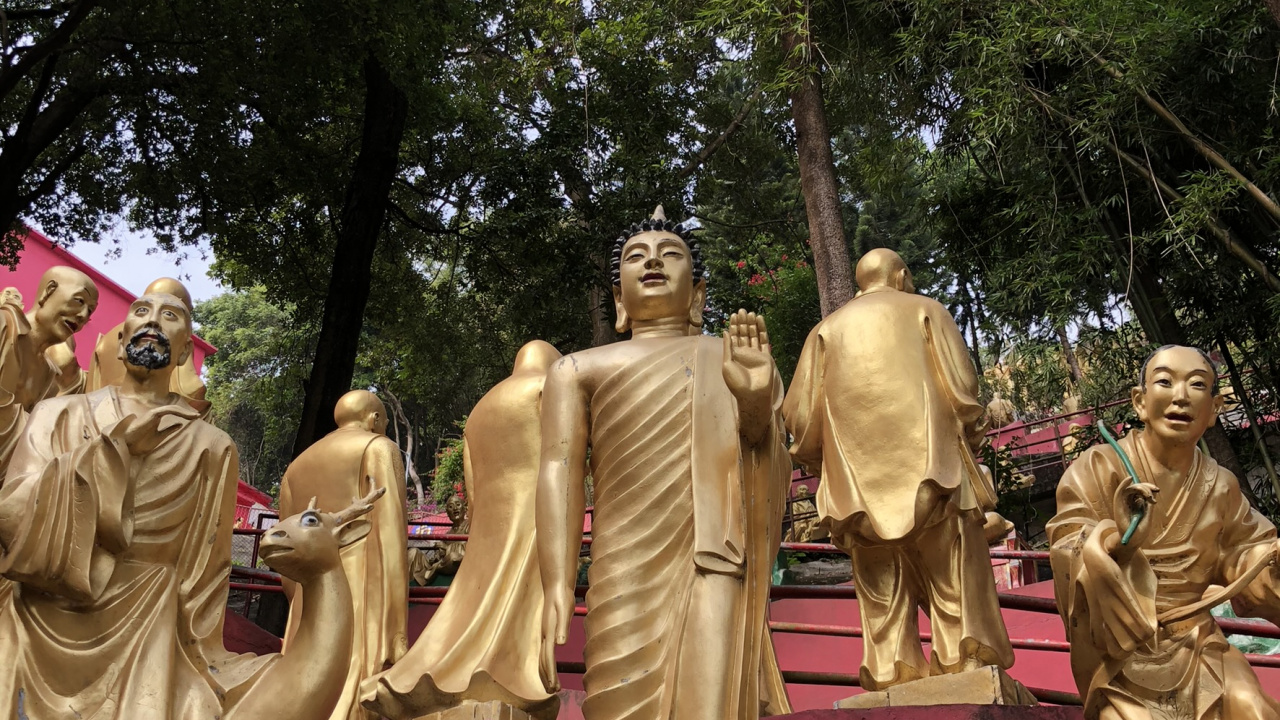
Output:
[580, 335, 791, 720]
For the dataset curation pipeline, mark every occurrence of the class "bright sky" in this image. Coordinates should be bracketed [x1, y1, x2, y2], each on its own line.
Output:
[61, 227, 222, 304]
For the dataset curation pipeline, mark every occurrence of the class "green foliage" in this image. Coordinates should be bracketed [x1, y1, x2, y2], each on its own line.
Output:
[194, 287, 311, 493]
[430, 418, 467, 506]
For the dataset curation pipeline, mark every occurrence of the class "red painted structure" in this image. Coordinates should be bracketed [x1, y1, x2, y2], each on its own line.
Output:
[0, 228, 216, 371]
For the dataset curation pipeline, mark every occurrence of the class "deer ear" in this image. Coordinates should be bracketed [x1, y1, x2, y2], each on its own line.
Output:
[333, 519, 372, 548]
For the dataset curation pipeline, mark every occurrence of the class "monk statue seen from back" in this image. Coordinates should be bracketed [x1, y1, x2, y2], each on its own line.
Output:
[279, 389, 409, 720]
[1048, 345, 1280, 720]
[537, 208, 792, 720]
[87, 277, 208, 412]
[0, 291, 273, 719]
[783, 248, 1015, 696]
[363, 340, 562, 720]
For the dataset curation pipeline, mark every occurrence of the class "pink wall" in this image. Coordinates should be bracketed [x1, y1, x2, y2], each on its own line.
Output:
[0, 229, 215, 372]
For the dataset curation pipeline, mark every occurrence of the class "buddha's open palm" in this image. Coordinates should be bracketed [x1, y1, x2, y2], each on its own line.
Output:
[722, 309, 773, 402]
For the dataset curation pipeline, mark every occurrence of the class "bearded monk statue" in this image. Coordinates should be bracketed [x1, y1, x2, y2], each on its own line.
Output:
[536, 208, 792, 720]
[1049, 345, 1280, 720]
[0, 291, 273, 719]
[279, 389, 409, 720]
[783, 248, 1016, 699]
[87, 277, 208, 412]
[364, 339, 562, 720]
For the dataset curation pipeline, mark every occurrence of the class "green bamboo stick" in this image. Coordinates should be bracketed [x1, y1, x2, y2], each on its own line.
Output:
[1097, 421, 1143, 545]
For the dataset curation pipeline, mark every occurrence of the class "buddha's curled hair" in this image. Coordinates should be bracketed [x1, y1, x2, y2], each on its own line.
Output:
[609, 217, 706, 286]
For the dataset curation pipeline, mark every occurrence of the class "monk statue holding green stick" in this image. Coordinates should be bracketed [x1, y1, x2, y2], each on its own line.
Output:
[1048, 345, 1280, 720]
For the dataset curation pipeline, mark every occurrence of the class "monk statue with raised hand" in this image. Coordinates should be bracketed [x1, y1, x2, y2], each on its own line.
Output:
[364, 340, 562, 720]
[537, 208, 792, 720]
[0, 291, 274, 719]
[783, 248, 1017, 703]
[279, 389, 408, 720]
[87, 277, 208, 412]
[1048, 345, 1280, 720]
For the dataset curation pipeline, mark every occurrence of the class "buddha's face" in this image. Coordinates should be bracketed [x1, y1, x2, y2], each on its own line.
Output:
[616, 231, 700, 324]
[34, 277, 97, 343]
[1132, 346, 1222, 448]
[119, 293, 192, 372]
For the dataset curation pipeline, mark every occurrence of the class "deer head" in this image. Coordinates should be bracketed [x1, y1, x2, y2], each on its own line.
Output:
[260, 482, 384, 582]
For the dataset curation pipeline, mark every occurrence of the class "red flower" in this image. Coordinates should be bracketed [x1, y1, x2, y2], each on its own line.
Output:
[736, 260, 746, 269]
[748, 274, 763, 286]
[781, 254, 788, 261]
[798, 260, 808, 268]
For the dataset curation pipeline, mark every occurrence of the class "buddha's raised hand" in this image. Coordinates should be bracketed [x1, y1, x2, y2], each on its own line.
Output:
[723, 309, 775, 444]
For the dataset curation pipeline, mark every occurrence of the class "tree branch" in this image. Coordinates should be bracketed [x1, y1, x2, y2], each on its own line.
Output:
[0, 0, 99, 101]
[677, 87, 762, 180]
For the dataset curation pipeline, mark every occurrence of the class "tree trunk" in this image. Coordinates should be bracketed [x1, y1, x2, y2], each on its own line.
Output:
[291, 55, 407, 458]
[1055, 326, 1083, 382]
[1269, 0, 1280, 30]
[783, 29, 854, 317]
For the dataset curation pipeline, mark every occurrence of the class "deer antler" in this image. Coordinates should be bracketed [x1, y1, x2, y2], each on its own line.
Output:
[332, 477, 386, 525]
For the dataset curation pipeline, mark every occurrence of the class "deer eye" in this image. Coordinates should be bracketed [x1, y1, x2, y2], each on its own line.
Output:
[300, 512, 321, 528]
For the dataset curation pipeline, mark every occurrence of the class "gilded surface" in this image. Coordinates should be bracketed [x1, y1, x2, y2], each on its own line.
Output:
[279, 389, 409, 720]
[1048, 345, 1280, 720]
[363, 340, 561, 720]
[782, 248, 1013, 691]
[0, 293, 273, 720]
[537, 210, 791, 720]
[85, 277, 207, 412]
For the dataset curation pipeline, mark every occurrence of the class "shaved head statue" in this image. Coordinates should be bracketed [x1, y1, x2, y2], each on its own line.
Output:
[855, 248, 915, 295]
[334, 389, 389, 436]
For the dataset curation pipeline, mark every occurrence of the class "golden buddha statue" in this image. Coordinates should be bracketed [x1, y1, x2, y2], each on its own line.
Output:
[536, 208, 792, 720]
[363, 340, 562, 720]
[783, 248, 1015, 693]
[87, 277, 208, 412]
[279, 389, 409, 720]
[1048, 345, 1280, 720]
[0, 292, 273, 719]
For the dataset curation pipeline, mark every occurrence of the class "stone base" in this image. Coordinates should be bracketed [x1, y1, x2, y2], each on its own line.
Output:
[835, 667, 1037, 709]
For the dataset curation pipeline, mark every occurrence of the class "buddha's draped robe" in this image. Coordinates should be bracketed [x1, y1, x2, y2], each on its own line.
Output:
[361, 366, 558, 720]
[0, 387, 273, 720]
[783, 286, 1012, 689]
[87, 324, 209, 413]
[583, 335, 790, 720]
[280, 428, 408, 720]
[1048, 434, 1280, 720]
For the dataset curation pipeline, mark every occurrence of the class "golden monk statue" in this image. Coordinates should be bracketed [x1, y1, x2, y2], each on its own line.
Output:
[537, 208, 792, 720]
[1048, 345, 1280, 720]
[783, 248, 1014, 693]
[279, 389, 409, 720]
[0, 267, 98, 471]
[0, 291, 273, 719]
[364, 340, 562, 720]
[87, 277, 208, 412]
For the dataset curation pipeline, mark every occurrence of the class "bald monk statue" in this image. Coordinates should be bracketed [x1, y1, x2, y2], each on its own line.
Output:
[0, 267, 98, 474]
[0, 291, 273, 719]
[88, 277, 207, 412]
[784, 248, 1015, 692]
[363, 340, 562, 720]
[1049, 346, 1280, 720]
[537, 208, 792, 720]
[278, 390, 409, 720]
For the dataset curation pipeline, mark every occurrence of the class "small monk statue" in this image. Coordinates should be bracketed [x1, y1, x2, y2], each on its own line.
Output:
[87, 277, 208, 412]
[784, 486, 827, 543]
[0, 266, 98, 471]
[0, 291, 272, 719]
[364, 340, 562, 720]
[279, 389, 409, 720]
[1048, 345, 1280, 720]
[537, 208, 792, 719]
[783, 248, 1015, 693]
[407, 494, 469, 586]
